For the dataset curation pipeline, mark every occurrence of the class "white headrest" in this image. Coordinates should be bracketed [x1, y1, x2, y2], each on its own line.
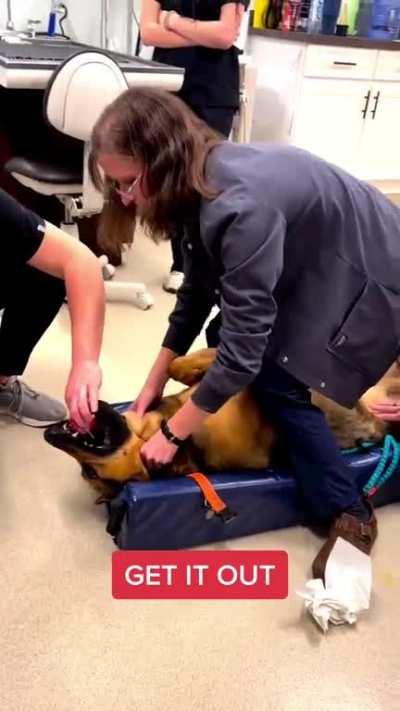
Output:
[45, 51, 129, 141]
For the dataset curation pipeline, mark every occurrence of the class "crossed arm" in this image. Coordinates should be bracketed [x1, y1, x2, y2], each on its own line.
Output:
[140, 0, 245, 50]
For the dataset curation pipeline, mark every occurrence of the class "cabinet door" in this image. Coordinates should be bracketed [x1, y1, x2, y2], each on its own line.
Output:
[358, 82, 400, 181]
[291, 78, 369, 175]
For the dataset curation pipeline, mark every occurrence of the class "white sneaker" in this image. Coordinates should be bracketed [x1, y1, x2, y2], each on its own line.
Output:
[163, 271, 184, 294]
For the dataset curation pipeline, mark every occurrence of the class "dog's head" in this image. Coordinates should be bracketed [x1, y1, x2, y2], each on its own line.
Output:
[44, 401, 163, 502]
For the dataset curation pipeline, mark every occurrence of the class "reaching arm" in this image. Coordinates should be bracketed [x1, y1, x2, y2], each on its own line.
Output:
[140, 0, 194, 48]
[163, 196, 287, 440]
[192, 194, 287, 415]
[28, 221, 105, 429]
[162, 245, 217, 356]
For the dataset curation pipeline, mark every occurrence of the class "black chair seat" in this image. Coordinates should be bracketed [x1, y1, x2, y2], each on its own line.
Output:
[5, 155, 83, 185]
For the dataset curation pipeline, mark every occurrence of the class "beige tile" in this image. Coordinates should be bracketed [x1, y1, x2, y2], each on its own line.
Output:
[0, 234, 399, 711]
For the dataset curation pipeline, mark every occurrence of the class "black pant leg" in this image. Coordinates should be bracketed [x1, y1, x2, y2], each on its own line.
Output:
[191, 106, 236, 138]
[252, 357, 361, 522]
[0, 265, 65, 376]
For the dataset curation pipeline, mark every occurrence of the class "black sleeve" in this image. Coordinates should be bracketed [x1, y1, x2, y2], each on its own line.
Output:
[191, 193, 286, 413]
[162, 239, 216, 355]
[219, 0, 251, 9]
[0, 189, 46, 268]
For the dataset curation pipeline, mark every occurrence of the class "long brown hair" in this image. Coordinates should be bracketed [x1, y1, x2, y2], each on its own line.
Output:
[89, 87, 221, 256]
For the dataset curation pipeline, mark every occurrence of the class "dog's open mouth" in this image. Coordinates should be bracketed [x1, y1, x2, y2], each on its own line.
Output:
[44, 400, 131, 457]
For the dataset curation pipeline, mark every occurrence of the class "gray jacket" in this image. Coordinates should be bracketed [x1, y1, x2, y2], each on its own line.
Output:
[163, 143, 400, 413]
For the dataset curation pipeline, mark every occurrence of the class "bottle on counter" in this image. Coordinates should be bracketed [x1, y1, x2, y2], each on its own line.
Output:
[347, 0, 360, 33]
[307, 0, 324, 31]
[47, 0, 59, 36]
[321, 0, 342, 32]
[264, 0, 285, 28]
[368, 0, 400, 39]
[296, 0, 313, 29]
[280, 0, 302, 29]
[254, 0, 270, 28]
[387, 6, 400, 38]
[336, 0, 350, 33]
[355, 0, 374, 34]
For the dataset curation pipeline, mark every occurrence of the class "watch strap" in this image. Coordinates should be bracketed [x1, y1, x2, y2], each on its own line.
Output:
[160, 419, 186, 446]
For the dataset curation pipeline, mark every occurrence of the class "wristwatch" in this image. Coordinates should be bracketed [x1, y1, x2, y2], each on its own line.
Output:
[160, 419, 186, 447]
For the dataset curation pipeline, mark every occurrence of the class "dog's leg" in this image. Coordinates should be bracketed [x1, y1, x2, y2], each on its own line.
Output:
[168, 348, 217, 386]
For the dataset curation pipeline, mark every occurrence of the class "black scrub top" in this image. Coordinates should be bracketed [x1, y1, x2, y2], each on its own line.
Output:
[152, 0, 250, 109]
[0, 189, 45, 271]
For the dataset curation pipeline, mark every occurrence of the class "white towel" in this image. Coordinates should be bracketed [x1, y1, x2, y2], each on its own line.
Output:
[297, 537, 372, 633]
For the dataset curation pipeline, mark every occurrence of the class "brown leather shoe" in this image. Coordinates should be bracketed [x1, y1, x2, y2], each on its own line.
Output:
[312, 499, 378, 582]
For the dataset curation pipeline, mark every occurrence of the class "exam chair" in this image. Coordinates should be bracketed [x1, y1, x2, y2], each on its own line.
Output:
[5, 50, 154, 310]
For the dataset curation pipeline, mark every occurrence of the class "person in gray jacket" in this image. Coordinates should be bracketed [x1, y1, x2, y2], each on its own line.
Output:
[89, 87, 400, 577]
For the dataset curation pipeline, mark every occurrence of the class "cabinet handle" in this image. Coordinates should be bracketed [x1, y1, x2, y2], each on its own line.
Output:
[333, 61, 357, 66]
[361, 90, 371, 119]
[371, 91, 380, 119]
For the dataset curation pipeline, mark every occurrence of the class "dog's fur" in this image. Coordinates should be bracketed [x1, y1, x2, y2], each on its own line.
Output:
[44, 348, 400, 502]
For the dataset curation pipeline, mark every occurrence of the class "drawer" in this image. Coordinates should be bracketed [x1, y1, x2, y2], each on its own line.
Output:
[303, 45, 377, 80]
[375, 50, 400, 81]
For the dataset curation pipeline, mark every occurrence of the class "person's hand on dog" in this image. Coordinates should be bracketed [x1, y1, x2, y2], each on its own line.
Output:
[65, 359, 102, 432]
[140, 429, 178, 472]
[131, 348, 176, 416]
[131, 384, 164, 417]
[368, 400, 400, 421]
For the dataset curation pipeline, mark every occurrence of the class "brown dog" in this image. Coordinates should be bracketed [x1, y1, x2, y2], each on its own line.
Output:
[44, 349, 400, 502]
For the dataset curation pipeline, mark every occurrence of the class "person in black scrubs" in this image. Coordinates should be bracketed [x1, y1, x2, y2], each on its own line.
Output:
[140, 0, 249, 294]
[0, 189, 104, 431]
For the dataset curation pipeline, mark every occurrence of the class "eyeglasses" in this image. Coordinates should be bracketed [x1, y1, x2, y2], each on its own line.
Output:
[112, 174, 142, 204]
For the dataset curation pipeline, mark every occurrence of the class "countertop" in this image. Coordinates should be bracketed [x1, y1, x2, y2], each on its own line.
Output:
[249, 27, 400, 51]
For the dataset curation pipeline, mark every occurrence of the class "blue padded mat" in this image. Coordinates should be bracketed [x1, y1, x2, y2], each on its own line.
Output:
[107, 403, 400, 550]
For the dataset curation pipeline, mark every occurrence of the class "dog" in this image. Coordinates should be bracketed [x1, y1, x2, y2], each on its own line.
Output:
[44, 348, 400, 503]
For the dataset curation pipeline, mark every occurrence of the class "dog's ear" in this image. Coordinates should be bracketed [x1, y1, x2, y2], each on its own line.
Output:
[138, 412, 163, 441]
[124, 411, 162, 440]
[124, 411, 143, 436]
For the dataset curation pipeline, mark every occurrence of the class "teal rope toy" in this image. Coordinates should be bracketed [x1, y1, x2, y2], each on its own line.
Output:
[361, 435, 400, 498]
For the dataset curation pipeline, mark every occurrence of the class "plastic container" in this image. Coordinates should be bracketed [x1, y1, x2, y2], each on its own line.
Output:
[308, 0, 324, 31]
[347, 0, 360, 33]
[336, 0, 349, 32]
[47, 1, 58, 36]
[321, 0, 342, 32]
[356, 0, 374, 34]
[368, 0, 400, 39]
[254, 0, 270, 28]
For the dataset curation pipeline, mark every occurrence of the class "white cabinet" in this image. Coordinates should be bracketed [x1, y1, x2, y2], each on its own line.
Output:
[291, 78, 369, 175]
[292, 78, 400, 180]
[248, 34, 400, 185]
[302, 45, 377, 80]
[358, 82, 400, 180]
[292, 47, 400, 181]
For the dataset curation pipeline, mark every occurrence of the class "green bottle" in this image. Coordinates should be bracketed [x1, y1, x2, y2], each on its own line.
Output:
[347, 0, 360, 33]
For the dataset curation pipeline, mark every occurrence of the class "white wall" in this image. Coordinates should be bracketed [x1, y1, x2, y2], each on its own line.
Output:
[0, 0, 141, 53]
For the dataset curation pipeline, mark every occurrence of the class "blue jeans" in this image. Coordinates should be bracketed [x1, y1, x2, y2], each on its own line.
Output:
[252, 356, 360, 522]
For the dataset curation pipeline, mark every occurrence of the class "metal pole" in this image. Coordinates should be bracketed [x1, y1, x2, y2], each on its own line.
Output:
[100, 0, 109, 48]
[104, 0, 109, 48]
[6, 0, 15, 30]
[126, 0, 133, 54]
